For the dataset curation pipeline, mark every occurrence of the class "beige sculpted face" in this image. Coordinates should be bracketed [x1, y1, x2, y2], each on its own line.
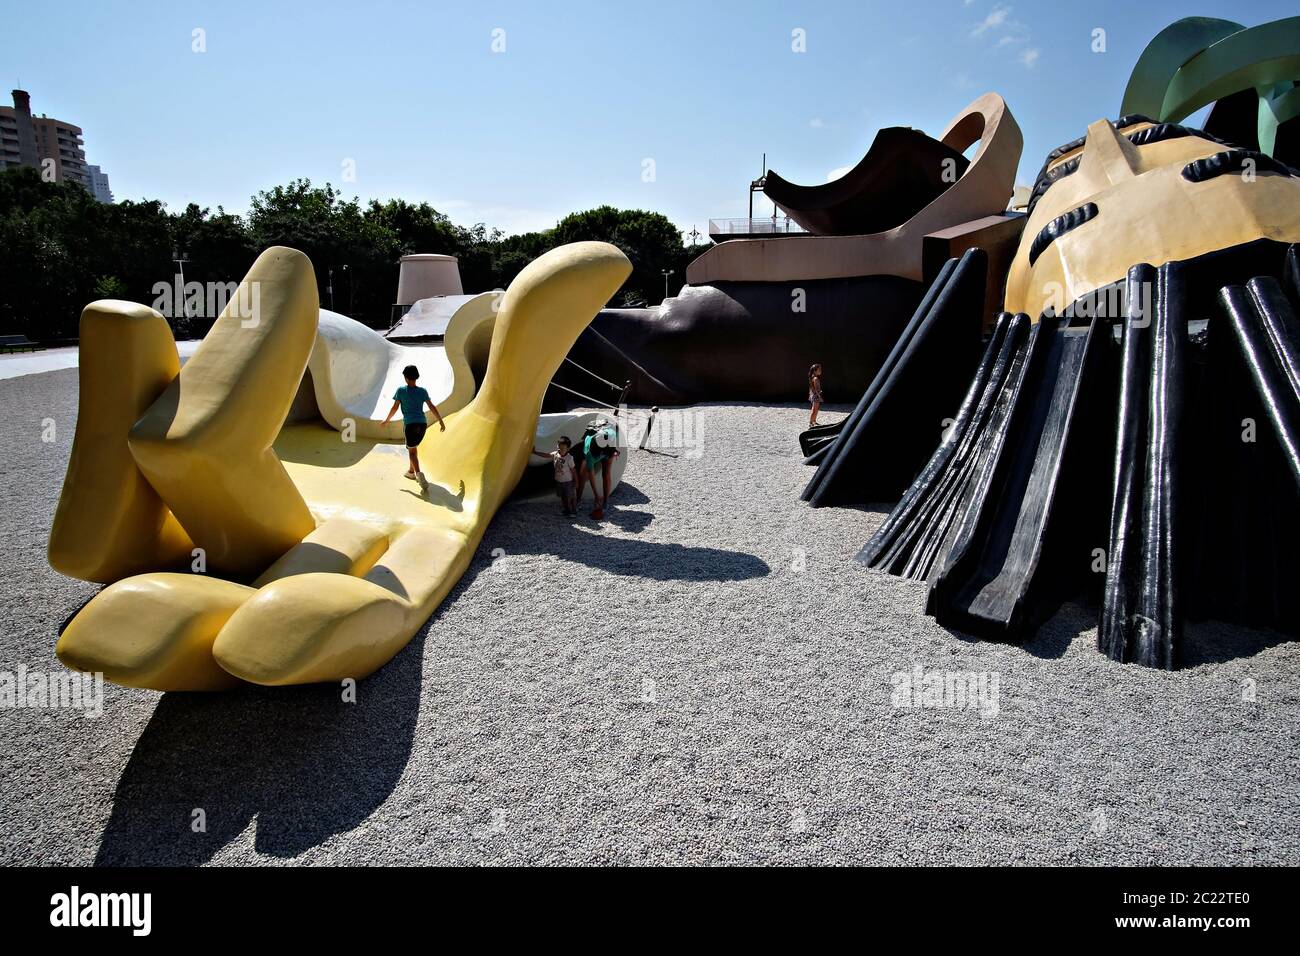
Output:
[1004, 116, 1300, 320]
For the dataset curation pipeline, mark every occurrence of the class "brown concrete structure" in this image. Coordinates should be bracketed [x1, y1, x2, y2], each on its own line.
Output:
[921, 213, 1027, 331]
[686, 93, 1022, 285]
[395, 254, 463, 305]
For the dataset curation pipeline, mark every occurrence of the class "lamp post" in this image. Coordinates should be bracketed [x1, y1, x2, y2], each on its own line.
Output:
[172, 248, 191, 324]
[661, 269, 674, 302]
[328, 264, 350, 314]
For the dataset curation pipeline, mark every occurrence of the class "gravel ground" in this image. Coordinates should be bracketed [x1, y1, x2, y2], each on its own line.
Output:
[1, 370, 1297, 866]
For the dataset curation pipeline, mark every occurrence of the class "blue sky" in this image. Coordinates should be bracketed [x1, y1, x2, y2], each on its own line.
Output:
[5, 1, 1293, 236]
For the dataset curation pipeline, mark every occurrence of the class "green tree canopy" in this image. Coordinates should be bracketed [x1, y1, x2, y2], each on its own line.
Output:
[0, 167, 705, 339]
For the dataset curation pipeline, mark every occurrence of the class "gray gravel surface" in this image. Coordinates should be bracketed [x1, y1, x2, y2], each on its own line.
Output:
[1, 372, 1297, 865]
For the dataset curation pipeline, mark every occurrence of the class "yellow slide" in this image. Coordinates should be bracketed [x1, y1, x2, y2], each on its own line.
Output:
[50, 241, 631, 690]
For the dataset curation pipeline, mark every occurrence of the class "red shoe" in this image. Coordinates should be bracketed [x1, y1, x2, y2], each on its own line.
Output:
[591, 507, 605, 520]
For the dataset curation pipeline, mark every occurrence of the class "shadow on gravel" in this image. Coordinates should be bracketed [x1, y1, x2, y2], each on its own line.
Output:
[521, 523, 769, 582]
[94, 632, 426, 865]
[940, 598, 1297, 668]
[596, 505, 653, 534]
[507, 480, 765, 577]
[1022, 603, 1098, 661]
[1181, 620, 1296, 667]
[941, 601, 1097, 661]
[607, 483, 650, 505]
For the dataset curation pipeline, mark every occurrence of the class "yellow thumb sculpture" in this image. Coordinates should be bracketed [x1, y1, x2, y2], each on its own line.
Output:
[50, 241, 632, 690]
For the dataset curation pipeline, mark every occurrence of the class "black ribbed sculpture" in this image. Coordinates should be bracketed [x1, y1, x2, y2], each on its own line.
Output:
[858, 243, 1300, 668]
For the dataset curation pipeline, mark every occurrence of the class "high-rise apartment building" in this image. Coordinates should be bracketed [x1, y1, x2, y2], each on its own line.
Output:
[0, 89, 109, 199]
[87, 164, 113, 203]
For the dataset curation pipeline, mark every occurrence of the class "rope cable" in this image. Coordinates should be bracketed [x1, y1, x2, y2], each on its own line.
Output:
[561, 356, 626, 392]
[544, 381, 652, 421]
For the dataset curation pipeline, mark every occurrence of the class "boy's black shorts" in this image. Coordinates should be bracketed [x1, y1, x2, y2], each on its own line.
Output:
[404, 422, 427, 447]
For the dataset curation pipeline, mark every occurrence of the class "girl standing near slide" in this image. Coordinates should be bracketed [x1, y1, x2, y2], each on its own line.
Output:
[808, 363, 824, 426]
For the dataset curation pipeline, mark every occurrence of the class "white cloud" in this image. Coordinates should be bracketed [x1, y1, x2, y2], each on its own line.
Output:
[825, 165, 852, 182]
[977, 2, 1034, 53]
[809, 117, 825, 128]
[1019, 47, 1039, 68]
[971, 5, 1011, 37]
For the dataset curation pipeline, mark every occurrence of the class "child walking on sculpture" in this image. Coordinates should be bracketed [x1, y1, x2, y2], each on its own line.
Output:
[381, 364, 445, 487]
[808, 363, 824, 426]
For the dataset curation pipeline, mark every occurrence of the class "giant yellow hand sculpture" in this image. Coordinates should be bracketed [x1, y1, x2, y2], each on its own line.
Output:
[51, 242, 631, 689]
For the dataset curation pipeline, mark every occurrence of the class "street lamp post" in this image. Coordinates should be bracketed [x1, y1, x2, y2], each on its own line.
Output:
[172, 248, 191, 325]
[661, 269, 674, 302]
[327, 264, 350, 314]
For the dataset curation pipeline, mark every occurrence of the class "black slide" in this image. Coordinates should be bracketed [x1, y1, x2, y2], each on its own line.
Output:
[801, 248, 986, 507]
[857, 311, 1028, 579]
[1099, 264, 1188, 668]
[799, 418, 844, 462]
[1100, 257, 1300, 667]
[1188, 266, 1300, 637]
[924, 314, 1116, 643]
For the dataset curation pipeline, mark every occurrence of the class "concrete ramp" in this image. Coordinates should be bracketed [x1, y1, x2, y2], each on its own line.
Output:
[308, 292, 501, 441]
[388, 293, 497, 340]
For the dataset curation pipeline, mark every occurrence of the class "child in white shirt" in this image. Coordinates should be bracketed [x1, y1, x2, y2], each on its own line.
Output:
[531, 437, 578, 516]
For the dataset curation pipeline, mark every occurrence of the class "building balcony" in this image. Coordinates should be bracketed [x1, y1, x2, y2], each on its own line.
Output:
[707, 217, 810, 241]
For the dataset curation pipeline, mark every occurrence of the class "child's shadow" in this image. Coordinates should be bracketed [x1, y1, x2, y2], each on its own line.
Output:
[403, 478, 466, 512]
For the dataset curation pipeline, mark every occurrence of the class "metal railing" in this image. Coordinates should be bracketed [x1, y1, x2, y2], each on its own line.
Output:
[708, 217, 809, 237]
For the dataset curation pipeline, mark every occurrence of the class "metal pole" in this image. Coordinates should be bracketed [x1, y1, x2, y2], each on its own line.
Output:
[172, 249, 191, 324]
[639, 407, 658, 450]
[177, 259, 187, 321]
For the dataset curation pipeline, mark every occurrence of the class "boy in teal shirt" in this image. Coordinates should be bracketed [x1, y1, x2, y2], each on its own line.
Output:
[381, 364, 445, 484]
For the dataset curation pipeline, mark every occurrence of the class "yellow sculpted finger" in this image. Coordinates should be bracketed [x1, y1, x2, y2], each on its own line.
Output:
[253, 517, 390, 585]
[57, 574, 254, 691]
[48, 301, 194, 583]
[56, 519, 391, 691]
[128, 247, 319, 579]
[424, 242, 634, 522]
[214, 526, 467, 685]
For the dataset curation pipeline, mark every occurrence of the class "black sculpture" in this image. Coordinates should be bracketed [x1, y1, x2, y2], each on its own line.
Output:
[858, 243, 1300, 668]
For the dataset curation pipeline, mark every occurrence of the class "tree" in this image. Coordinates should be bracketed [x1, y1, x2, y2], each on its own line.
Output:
[0, 167, 172, 338]
[551, 206, 683, 303]
[0, 165, 700, 338]
[248, 179, 401, 323]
